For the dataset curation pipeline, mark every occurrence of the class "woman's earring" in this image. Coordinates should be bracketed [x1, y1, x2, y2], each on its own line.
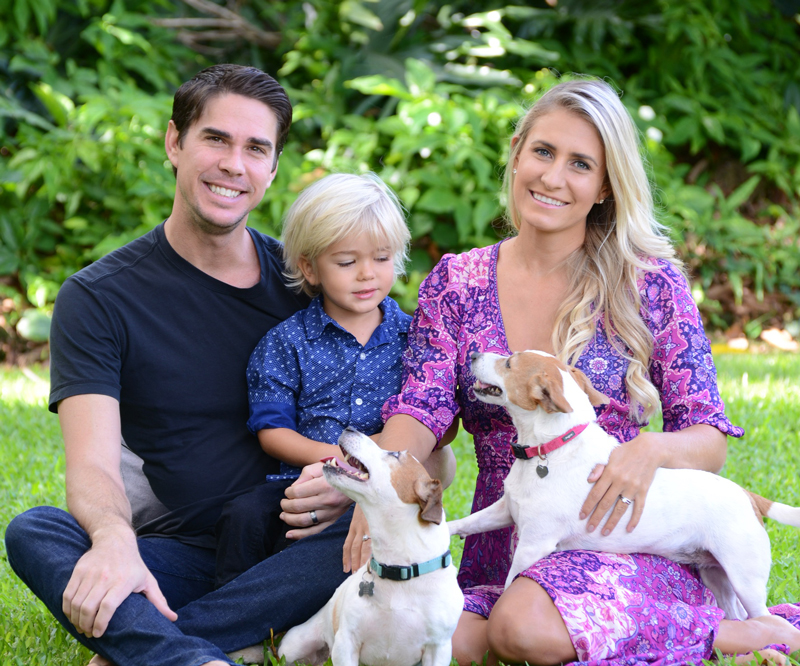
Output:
[513, 169, 517, 174]
[598, 199, 604, 204]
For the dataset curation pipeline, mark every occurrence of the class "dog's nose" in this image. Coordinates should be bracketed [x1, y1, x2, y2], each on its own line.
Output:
[470, 352, 480, 361]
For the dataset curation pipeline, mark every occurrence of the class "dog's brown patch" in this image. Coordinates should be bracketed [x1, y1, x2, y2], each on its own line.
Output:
[567, 366, 611, 406]
[746, 490, 773, 526]
[391, 455, 444, 524]
[497, 354, 572, 413]
[496, 353, 609, 412]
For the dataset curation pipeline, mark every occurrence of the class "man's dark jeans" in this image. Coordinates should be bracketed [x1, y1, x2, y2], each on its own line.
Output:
[5, 504, 351, 666]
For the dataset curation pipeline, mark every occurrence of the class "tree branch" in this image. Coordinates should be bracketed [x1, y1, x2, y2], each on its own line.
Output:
[151, 0, 281, 51]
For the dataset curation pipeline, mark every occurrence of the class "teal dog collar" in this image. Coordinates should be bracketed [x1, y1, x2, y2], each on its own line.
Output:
[369, 550, 452, 581]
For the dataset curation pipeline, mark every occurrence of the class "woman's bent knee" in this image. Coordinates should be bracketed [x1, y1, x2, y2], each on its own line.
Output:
[452, 611, 491, 666]
[487, 578, 576, 666]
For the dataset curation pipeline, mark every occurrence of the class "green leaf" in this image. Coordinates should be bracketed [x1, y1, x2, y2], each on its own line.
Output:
[416, 188, 460, 214]
[0, 247, 19, 274]
[454, 199, 471, 242]
[339, 0, 384, 31]
[726, 175, 761, 211]
[346, 76, 411, 100]
[473, 195, 499, 236]
[701, 116, 725, 144]
[30, 82, 73, 127]
[13, 0, 31, 33]
[431, 222, 457, 248]
[740, 137, 761, 162]
[405, 58, 436, 96]
[16, 309, 51, 342]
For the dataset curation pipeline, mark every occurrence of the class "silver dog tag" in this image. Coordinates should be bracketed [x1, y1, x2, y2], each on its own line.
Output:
[536, 461, 549, 478]
[359, 580, 374, 597]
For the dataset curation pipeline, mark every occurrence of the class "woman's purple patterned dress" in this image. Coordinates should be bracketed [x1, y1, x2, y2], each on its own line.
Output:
[383, 242, 800, 665]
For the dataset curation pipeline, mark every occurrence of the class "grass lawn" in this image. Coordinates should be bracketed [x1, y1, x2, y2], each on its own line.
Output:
[1, 355, 799, 665]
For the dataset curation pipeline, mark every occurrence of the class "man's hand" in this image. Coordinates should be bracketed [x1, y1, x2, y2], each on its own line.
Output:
[62, 525, 176, 637]
[280, 462, 352, 539]
[342, 504, 371, 573]
[579, 432, 661, 536]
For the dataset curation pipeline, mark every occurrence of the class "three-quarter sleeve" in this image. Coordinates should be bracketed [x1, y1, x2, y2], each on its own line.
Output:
[382, 254, 464, 442]
[642, 261, 744, 437]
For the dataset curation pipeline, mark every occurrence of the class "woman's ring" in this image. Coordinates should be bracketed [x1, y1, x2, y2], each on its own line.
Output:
[362, 535, 371, 542]
[309, 510, 319, 525]
[618, 495, 633, 505]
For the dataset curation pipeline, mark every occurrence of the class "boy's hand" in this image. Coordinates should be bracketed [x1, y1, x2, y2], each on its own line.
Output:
[343, 504, 371, 573]
[280, 462, 352, 539]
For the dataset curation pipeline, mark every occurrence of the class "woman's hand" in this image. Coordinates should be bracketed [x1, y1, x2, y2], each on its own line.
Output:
[579, 432, 663, 535]
[342, 504, 371, 573]
[280, 462, 352, 539]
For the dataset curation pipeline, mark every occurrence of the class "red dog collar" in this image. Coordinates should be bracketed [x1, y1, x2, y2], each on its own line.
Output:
[511, 423, 590, 460]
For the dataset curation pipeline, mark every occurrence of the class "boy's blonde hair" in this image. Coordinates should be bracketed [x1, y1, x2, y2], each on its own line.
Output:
[503, 78, 681, 422]
[282, 173, 411, 297]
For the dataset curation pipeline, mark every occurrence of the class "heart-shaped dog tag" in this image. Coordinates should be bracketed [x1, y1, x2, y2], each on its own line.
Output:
[536, 463, 549, 478]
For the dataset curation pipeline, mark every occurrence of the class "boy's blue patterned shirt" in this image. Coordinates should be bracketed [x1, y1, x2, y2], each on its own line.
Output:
[246, 295, 412, 479]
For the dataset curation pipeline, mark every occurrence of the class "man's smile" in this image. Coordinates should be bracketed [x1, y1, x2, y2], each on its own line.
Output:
[207, 183, 246, 199]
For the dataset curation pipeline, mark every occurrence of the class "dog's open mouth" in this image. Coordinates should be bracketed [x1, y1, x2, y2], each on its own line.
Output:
[321, 452, 370, 481]
[473, 380, 502, 397]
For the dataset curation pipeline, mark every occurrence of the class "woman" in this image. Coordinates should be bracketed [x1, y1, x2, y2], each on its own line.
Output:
[371, 79, 800, 666]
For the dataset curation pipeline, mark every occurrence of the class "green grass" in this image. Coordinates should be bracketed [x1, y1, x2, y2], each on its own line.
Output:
[2, 355, 800, 665]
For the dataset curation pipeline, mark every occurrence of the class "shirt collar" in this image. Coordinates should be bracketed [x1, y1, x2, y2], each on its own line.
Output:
[303, 295, 405, 348]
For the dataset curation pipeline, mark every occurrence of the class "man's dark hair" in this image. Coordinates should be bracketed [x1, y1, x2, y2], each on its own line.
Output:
[171, 64, 292, 168]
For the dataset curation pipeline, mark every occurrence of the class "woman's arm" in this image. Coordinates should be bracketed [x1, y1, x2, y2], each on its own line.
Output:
[580, 423, 726, 535]
[580, 261, 736, 535]
[377, 413, 458, 485]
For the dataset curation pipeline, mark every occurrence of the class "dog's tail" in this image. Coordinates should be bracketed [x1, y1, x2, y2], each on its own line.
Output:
[748, 491, 800, 527]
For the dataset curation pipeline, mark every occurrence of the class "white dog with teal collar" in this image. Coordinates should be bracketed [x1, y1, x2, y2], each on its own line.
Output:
[279, 428, 463, 666]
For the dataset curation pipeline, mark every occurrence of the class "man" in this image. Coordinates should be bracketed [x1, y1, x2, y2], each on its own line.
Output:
[5, 64, 357, 666]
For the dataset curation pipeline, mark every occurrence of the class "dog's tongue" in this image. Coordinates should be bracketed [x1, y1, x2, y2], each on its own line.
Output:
[321, 455, 362, 475]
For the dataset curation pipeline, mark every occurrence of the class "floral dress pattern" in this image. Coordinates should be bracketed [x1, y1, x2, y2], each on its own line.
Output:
[382, 241, 800, 666]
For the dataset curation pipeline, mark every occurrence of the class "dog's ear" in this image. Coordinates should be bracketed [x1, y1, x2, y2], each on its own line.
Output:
[529, 372, 573, 413]
[567, 367, 610, 406]
[414, 477, 444, 524]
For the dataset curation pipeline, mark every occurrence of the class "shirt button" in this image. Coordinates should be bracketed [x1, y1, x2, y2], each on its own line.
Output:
[360, 353, 366, 360]
[355, 398, 363, 405]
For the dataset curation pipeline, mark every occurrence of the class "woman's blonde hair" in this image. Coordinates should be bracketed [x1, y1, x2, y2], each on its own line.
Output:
[503, 78, 681, 421]
[282, 173, 411, 297]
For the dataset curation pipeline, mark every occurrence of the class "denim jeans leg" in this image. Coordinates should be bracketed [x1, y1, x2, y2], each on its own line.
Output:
[175, 505, 353, 652]
[214, 480, 293, 589]
[5, 506, 234, 666]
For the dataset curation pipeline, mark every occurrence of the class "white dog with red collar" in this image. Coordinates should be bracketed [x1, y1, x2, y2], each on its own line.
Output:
[448, 350, 800, 620]
[279, 428, 463, 666]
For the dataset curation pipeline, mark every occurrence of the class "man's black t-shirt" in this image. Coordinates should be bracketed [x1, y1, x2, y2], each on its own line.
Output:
[49, 223, 308, 545]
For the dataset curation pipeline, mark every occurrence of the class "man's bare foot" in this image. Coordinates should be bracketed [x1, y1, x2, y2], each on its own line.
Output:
[87, 655, 115, 666]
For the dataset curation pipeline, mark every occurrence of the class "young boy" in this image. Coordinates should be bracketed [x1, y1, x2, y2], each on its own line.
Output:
[214, 172, 412, 587]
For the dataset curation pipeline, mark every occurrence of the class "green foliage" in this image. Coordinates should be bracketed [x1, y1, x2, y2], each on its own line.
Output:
[1, 0, 800, 354]
[3, 356, 800, 664]
[0, 0, 203, 360]
[0, 368, 93, 665]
